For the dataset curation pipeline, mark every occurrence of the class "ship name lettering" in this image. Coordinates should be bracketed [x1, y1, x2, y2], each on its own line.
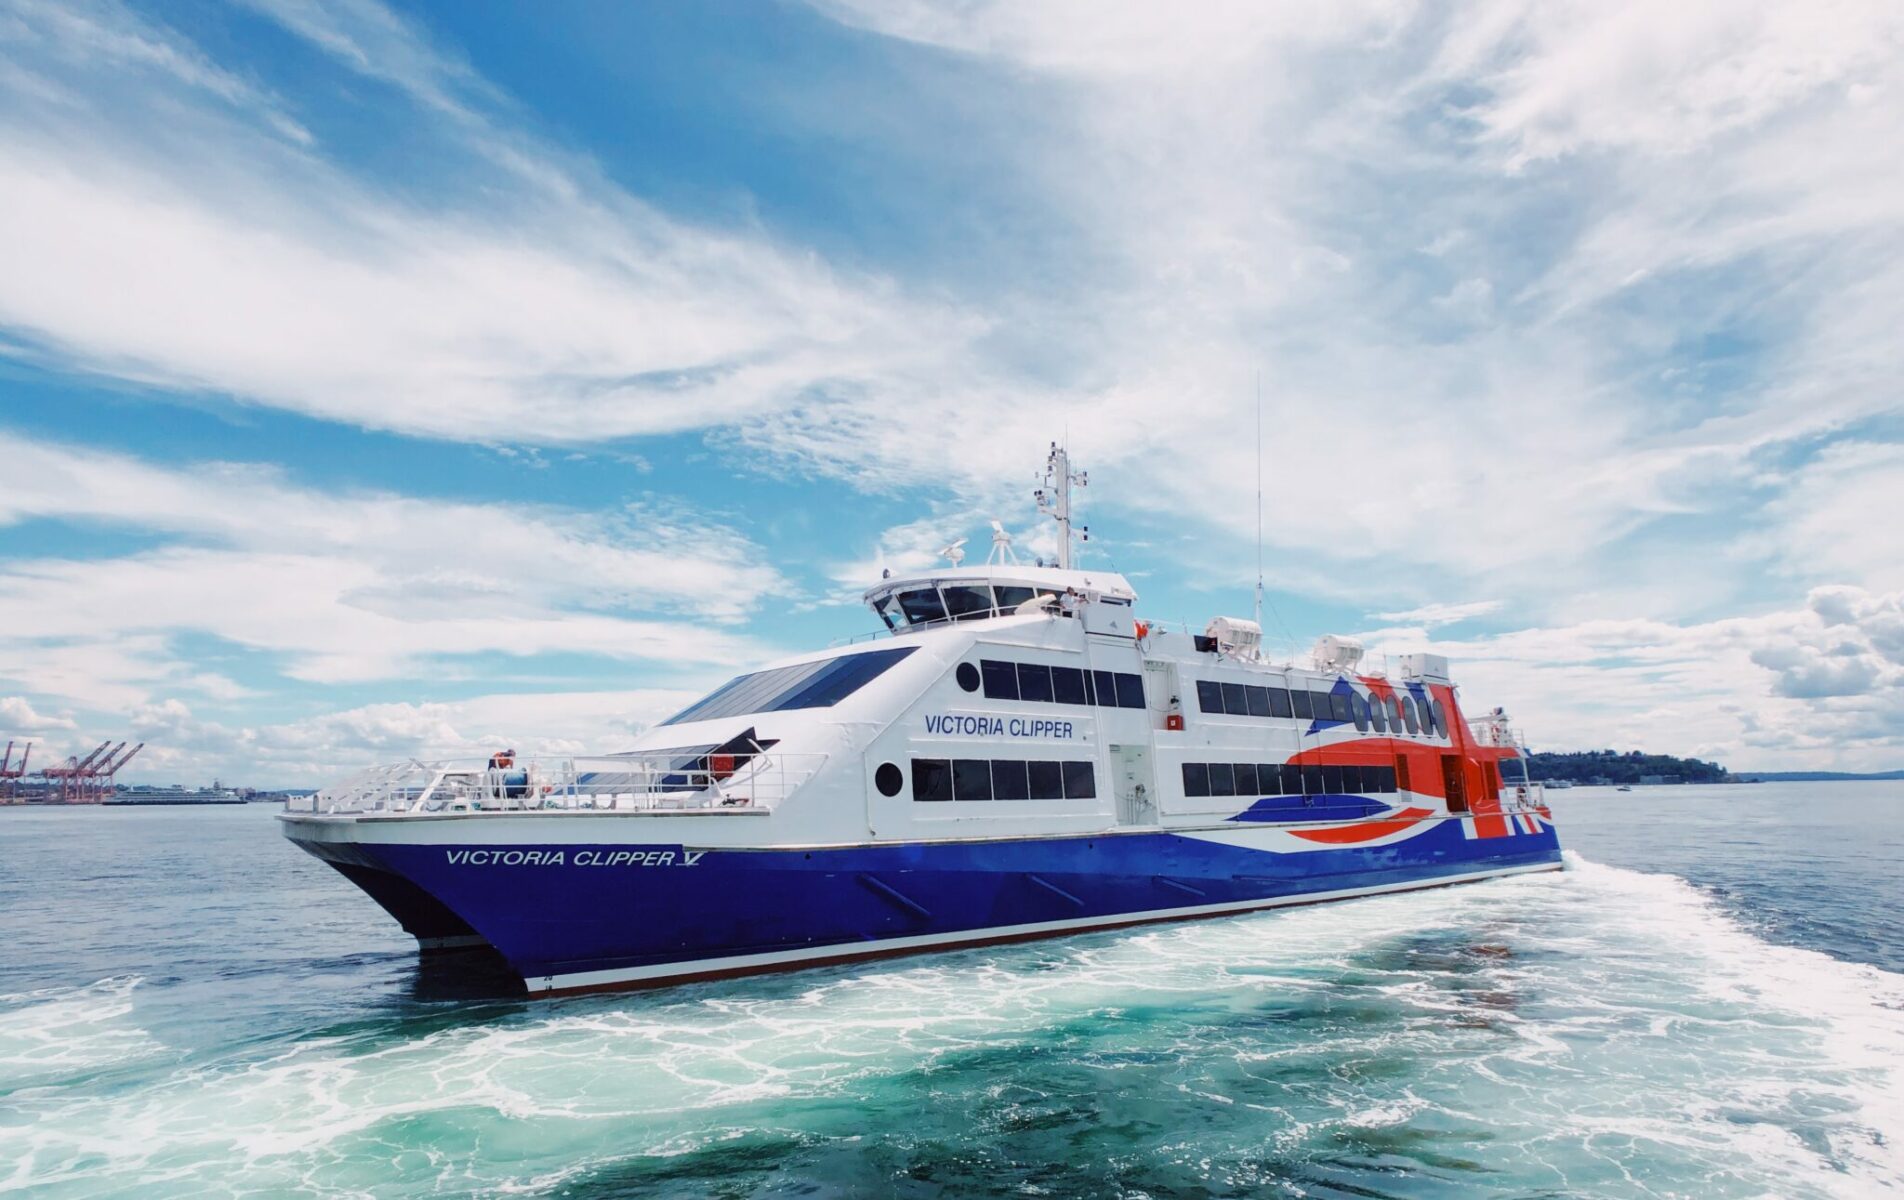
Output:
[923, 714, 1075, 739]
[444, 849, 704, 868]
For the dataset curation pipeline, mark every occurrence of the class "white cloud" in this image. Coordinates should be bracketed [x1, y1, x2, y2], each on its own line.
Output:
[0, 695, 77, 733]
[1372, 600, 1503, 627]
[0, 433, 785, 705]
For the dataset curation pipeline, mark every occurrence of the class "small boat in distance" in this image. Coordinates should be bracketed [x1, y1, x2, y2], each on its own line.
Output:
[283, 447, 1562, 996]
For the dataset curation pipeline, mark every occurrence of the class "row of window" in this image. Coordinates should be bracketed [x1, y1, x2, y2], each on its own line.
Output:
[912, 758, 1097, 803]
[961, 659, 1147, 709]
[1193, 679, 1446, 738]
[1181, 761, 1401, 798]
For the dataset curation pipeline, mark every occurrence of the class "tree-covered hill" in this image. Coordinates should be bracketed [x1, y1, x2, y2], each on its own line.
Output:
[1521, 749, 1731, 785]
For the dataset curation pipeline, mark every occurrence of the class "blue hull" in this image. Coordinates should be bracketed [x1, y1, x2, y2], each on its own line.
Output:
[292, 819, 1561, 992]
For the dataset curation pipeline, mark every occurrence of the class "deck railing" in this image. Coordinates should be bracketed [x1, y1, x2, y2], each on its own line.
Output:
[286, 750, 828, 817]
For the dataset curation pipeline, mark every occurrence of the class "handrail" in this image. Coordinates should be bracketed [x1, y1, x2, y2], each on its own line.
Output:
[287, 749, 829, 816]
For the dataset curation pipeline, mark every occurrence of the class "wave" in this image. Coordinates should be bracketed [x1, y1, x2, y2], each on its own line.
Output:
[2, 859, 1900, 1197]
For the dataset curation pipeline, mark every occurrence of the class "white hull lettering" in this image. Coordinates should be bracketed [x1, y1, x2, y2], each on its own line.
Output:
[445, 849, 704, 867]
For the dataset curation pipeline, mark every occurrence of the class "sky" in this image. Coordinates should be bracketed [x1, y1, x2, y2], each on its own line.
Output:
[1, 0, 1901, 784]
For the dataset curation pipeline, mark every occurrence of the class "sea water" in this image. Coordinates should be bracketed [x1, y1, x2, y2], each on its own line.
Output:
[1, 783, 1900, 1197]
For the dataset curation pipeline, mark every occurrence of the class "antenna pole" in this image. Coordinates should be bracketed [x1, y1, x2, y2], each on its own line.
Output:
[1037, 443, 1087, 569]
[1254, 373, 1264, 636]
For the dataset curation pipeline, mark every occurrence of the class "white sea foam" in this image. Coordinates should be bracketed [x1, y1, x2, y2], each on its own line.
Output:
[3, 858, 1902, 1197]
[0, 975, 161, 1088]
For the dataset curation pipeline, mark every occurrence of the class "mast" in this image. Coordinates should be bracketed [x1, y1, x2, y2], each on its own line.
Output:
[1036, 443, 1089, 569]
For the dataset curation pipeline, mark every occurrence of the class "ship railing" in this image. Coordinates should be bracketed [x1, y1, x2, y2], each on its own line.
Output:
[287, 750, 830, 817]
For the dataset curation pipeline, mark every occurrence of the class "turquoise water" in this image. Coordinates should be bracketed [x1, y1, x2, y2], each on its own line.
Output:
[2, 783, 1901, 1197]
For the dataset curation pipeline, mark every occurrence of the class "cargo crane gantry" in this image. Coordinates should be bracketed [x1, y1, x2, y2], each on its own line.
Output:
[1, 740, 29, 803]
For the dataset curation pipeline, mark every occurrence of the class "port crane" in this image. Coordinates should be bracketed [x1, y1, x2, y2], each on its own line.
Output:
[1, 740, 28, 802]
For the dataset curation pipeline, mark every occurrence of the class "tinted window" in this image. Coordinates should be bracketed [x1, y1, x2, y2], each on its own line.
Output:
[1245, 686, 1271, 718]
[1402, 697, 1420, 735]
[898, 588, 946, 626]
[1302, 766, 1326, 795]
[1340, 765, 1363, 793]
[1220, 682, 1248, 716]
[1052, 667, 1088, 705]
[956, 662, 980, 693]
[954, 759, 993, 802]
[1351, 695, 1369, 731]
[991, 759, 1030, 800]
[1369, 698, 1387, 733]
[1182, 762, 1210, 797]
[1115, 673, 1147, 709]
[1207, 762, 1236, 797]
[1080, 670, 1097, 705]
[912, 758, 951, 802]
[995, 585, 1036, 611]
[1233, 763, 1258, 794]
[981, 659, 1019, 700]
[1373, 765, 1398, 793]
[1290, 689, 1314, 720]
[1328, 691, 1353, 723]
[1259, 764, 1282, 796]
[1027, 760, 1064, 800]
[1388, 696, 1404, 729]
[1267, 687, 1293, 718]
[1196, 680, 1222, 713]
[1017, 662, 1054, 703]
[1281, 764, 1304, 795]
[942, 584, 996, 621]
[1321, 765, 1345, 793]
[1062, 761, 1095, 800]
[664, 648, 917, 725]
[1432, 699, 1449, 738]
[1093, 671, 1119, 707]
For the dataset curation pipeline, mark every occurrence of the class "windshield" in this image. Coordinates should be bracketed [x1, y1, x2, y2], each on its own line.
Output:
[661, 647, 918, 726]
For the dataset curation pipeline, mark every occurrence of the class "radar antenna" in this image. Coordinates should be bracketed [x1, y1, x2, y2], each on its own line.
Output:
[986, 520, 1019, 565]
[937, 537, 968, 567]
[1033, 443, 1089, 569]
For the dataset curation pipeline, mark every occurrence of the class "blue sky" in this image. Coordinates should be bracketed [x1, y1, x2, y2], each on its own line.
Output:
[2, 0, 1901, 783]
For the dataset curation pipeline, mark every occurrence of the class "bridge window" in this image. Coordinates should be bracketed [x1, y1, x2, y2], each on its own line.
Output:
[995, 585, 1036, 611]
[1351, 694, 1370, 731]
[1196, 680, 1222, 713]
[897, 588, 947, 626]
[1402, 697, 1421, 735]
[1431, 699, 1449, 738]
[1387, 696, 1403, 730]
[1369, 698, 1387, 733]
[1329, 691, 1354, 723]
[663, 647, 917, 726]
[943, 584, 996, 622]
[1052, 666, 1088, 705]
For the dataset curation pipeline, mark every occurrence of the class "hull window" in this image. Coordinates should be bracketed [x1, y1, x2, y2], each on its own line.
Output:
[954, 759, 993, 802]
[912, 759, 952, 802]
[1062, 761, 1096, 800]
[991, 759, 1031, 800]
[1182, 762, 1210, 796]
[1052, 666, 1088, 705]
[1207, 763, 1236, 797]
[981, 659, 1020, 700]
[1017, 662, 1055, 702]
[1232, 763, 1259, 794]
[1027, 761, 1064, 799]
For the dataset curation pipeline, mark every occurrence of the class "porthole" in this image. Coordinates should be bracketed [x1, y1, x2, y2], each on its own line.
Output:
[875, 762, 904, 797]
[955, 662, 981, 692]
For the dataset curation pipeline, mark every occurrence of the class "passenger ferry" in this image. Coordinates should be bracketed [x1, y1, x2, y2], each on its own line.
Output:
[283, 448, 1560, 995]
